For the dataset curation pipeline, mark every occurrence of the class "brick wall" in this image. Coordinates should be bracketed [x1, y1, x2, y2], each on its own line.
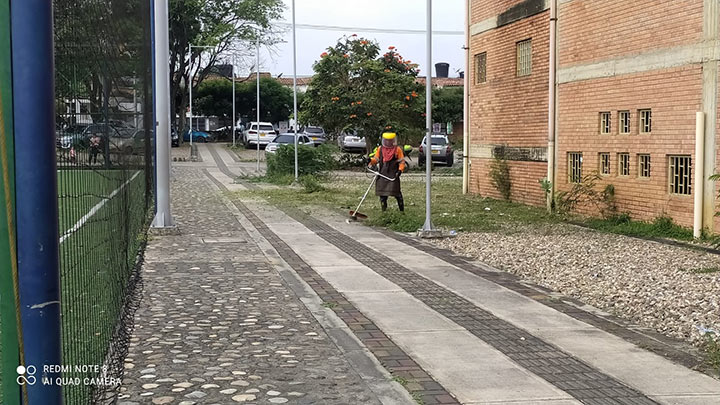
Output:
[471, 0, 531, 24]
[470, 158, 547, 205]
[557, 66, 702, 226]
[558, 0, 702, 67]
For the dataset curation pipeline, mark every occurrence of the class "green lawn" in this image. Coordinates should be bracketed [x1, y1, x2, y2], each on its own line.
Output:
[57, 169, 147, 404]
[244, 176, 559, 233]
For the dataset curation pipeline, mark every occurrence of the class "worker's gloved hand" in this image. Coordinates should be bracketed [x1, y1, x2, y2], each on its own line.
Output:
[395, 171, 402, 178]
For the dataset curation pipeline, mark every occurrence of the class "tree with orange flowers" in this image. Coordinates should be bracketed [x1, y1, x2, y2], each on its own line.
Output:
[300, 36, 425, 150]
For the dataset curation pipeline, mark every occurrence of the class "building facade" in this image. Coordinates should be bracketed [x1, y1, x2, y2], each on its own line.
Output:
[468, 0, 719, 231]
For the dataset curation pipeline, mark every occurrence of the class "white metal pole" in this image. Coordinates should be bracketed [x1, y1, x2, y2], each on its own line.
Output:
[232, 63, 236, 147]
[133, 77, 138, 128]
[292, 0, 299, 180]
[152, 0, 174, 228]
[422, 0, 434, 233]
[256, 34, 261, 173]
[462, 0, 469, 194]
[189, 44, 193, 146]
[547, 0, 557, 213]
[694, 111, 705, 238]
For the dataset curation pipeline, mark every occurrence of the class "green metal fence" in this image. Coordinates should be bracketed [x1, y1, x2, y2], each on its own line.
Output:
[0, 1, 20, 403]
[54, 0, 153, 403]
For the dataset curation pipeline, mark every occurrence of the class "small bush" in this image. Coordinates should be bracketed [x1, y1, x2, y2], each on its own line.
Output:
[267, 144, 335, 177]
[368, 211, 424, 232]
[700, 330, 720, 374]
[490, 156, 511, 201]
[299, 175, 324, 193]
[336, 153, 367, 170]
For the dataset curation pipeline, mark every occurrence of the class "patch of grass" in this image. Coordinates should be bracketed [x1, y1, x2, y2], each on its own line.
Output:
[321, 302, 337, 309]
[584, 215, 694, 241]
[243, 176, 558, 233]
[299, 175, 325, 193]
[411, 392, 425, 405]
[391, 376, 409, 386]
[690, 267, 720, 274]
[701, 331, 720, 374]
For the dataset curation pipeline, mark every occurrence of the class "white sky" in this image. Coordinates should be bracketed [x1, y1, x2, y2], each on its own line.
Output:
[247, 0, 465, 78]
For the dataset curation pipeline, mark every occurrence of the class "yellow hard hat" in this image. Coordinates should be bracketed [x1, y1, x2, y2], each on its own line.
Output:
[382, 132, 397, 140]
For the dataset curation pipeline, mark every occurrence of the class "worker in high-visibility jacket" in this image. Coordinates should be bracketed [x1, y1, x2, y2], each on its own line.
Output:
[368, 132, 406, 211]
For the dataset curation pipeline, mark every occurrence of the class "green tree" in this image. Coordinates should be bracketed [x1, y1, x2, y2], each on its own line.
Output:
[169, 0, 283, 133]
[432, 86, 463, 125]
[300, 36, 424, 148]
[195, 77, 293, 123]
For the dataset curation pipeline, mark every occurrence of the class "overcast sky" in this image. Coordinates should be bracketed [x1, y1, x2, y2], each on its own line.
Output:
[245, 0, 465, 78]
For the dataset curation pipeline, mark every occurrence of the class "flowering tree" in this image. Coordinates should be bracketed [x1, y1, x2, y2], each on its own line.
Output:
[301, 36, 425, 149]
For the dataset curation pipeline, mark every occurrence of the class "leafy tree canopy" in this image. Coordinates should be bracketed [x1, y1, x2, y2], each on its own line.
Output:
[195, 76, 293, 123]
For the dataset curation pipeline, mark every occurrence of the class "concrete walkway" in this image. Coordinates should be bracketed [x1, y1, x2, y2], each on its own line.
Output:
[122, 144, 720, 405]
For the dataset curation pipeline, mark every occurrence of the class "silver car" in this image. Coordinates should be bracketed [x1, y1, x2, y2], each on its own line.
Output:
[265, 134, 314, 154]
[302, 126, 326, 145]
[419, 134, 454, 167]
[338, 132, 366, 153]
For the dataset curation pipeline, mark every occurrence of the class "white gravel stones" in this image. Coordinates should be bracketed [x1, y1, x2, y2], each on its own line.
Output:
[173, 382, 193, 388]
[434, 224, 720, 345]
[220, 388, 238, 395]
[201, 384, 219, 389]
[269, 398, 289, 403]
[142, 384, 160, 389]
[152, 397, 174, 405]
[184, 391, 207, 399]
[267, 390, 281, 396]
[231, 380, 250, 387]
[232, 394, 256, 402]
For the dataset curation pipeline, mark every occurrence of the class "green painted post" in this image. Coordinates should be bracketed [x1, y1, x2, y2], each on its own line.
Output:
[0, 0, 21, 403]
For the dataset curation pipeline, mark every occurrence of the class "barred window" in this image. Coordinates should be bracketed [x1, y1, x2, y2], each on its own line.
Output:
[599, 153, 610, 175]
[475, 52, 487, 84]
[568, 152, 583, 183]
[618, 153, 630, 176]
[619, 111, 630, 134]
[639, 109, 652, 133]
[669, 155, 692, 195]
[516, 39, 532, 77]
[600, 112, 611, 134]
[638, 154, 651, 178]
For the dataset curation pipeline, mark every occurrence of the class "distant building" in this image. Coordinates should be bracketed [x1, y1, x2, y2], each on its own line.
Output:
[468, 0, 718, 231]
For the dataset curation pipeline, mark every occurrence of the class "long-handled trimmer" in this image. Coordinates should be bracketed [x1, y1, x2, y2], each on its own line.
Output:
[349, 169, 396, 220]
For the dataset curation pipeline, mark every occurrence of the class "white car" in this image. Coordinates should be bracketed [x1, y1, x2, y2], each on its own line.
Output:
[265, 134, 314, 154]
[243, 122, 277, 148]
[302, 126, 326, 145]
[338, 132, 366, 153]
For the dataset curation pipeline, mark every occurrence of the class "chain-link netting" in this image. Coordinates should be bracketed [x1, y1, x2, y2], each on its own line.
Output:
[54, 0, 153, 403]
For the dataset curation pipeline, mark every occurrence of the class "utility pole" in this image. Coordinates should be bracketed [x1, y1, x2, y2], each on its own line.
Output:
[232, 63, 236, 147]
[420, 0, 438, 237]
[292, 0, 299, 180]
[256, 34, 261, 173]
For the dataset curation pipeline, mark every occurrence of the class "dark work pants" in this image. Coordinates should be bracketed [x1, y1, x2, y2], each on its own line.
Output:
[380, 194, 404, 212]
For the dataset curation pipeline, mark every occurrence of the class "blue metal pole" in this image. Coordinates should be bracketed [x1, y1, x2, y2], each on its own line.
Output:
[10, 1, 62, 403]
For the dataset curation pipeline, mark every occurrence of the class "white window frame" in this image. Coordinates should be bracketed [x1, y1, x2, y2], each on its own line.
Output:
[639, 109, 652, 134]
[669, 155, 692, 195]
[568, 152, 583, 183]
[599, 153, 610, 176]
[618, 153, 630, 176]
[619, 111, 630, 134]
[599, 112, 611, 134]
[516, 39, 532, 77]
[638, 154, 651, 178]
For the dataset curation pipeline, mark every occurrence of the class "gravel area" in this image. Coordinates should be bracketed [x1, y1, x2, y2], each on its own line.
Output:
[433, 223, 720, 346]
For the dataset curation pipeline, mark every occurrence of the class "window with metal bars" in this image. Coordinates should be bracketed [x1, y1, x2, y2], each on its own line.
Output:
[599, 153, 610, 175]
[638, 154, 651, 178]
[516, 39, 532, 77]
[475, 52, 487, 84]
[639, 109, 652, 133]
[669, 155, 692, 195]
[619, 111, 630, 134]
[618, 153, 630, 176]
[568, 152, 582, 183]
[599, 112, 611, 134]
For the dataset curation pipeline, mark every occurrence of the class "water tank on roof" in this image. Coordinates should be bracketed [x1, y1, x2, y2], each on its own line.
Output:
[435, 62, 449, 78]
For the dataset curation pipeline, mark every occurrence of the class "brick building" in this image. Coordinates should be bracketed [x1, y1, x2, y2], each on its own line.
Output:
[467, 0, 720, 231]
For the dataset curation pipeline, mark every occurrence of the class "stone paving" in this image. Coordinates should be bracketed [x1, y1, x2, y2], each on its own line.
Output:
[118, 167, 400, 404]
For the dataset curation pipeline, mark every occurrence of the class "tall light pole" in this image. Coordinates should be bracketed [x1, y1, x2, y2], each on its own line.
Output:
[292, 0, 299, 180]
[421, 0, 436, 236]
[187, 44, 213, 146]
[152, 0, 174, 228]
[232, 62, 236, 147]
[256, 33, 261, 173]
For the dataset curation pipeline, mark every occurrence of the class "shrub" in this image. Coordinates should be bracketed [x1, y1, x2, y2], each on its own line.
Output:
[336, 153, 367, 170]
[490, 156, 511, 201]
[267, 144, 335, 177]
[555, 173, 617, 218]
[299, 175, 324, 193]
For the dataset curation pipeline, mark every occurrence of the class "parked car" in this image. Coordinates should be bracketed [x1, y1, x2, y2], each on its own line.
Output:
[338, 131, 367, 153]
[58, 124, 135, 153]
[265, 133, 314, 154]
[56, 124, 90, 149]
[302, 126, 326, 145]
[418, 134, 454, 167]
[183, 129, 212, 143]
[243, 122, 277, 148]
